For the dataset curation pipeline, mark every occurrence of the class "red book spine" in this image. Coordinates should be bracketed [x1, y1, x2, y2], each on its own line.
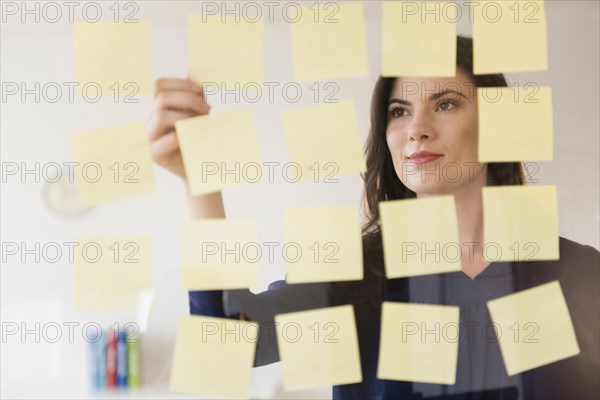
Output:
[106, 330, 117, 388]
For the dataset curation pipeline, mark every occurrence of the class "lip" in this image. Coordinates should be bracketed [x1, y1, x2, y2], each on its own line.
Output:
[407, 151, 443, 164]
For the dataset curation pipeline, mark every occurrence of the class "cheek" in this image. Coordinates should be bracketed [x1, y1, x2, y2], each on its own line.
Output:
[467, 124, 479, 157]
[385, 127, 405, 153]
[456, 126, 477, 150]
[453, 113, 479, 158]
[467, 107, 479, 143]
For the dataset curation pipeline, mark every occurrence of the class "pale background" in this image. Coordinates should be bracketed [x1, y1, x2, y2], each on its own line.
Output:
[1, 1, 598, 398]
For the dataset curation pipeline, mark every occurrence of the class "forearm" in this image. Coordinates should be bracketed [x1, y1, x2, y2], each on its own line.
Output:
[185, 185, 227, 317]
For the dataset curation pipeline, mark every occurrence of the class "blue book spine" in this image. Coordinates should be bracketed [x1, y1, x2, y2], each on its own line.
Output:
[96, 331, 106, 390]
[117, 330, 128, 388]
[88, 340, 98, 391]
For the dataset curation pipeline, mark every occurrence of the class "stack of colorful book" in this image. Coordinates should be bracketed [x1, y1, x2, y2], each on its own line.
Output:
[89, 329, 140, 391]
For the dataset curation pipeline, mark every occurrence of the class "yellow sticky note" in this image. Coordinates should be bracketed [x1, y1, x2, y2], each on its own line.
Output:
[69, 121, 157, 207]
[487, 281, 580, 376]
[73, 21, 152, 95]
[290, 2, 368, 80]
[74, 236, 153, 312]
[473, 0, 548, 74]
[170, 315, 258, 398]
[482, 185, 559, 262]
[378, 302, 460, 384]
[275, 305, 362, 391]
[281, 100, 366, 182]
[188, 15, 264, 87]
[283, 205, 363, 283]
[478, 86, 553, 162]
[175, 110, 262, 196]
[181, 219, 258, 290]
[380, 196, 462, 278]
[382, 2, 456, 77]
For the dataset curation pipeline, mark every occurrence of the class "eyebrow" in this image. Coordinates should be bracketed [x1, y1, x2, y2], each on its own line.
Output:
[388, 89, 467, 107]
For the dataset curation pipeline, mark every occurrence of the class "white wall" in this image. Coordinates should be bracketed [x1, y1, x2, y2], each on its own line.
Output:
[1, 1, 598, 399]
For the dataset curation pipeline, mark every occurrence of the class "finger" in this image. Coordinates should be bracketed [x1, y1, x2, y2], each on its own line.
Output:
[147, 109, 197, 142]
[186, 74, 201, 89]
[153, 77, 203, 96]
[150, 131, 180, 161]
[153, 90, 210, 115]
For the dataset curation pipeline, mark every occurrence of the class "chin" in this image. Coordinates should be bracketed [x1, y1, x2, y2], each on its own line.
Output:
[404, 180, 452, 197]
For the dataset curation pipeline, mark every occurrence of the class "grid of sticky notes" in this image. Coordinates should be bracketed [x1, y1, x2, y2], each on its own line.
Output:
[175, 109, 263, 196]
[283, 204, 363, 283]
[281, 100, 366, 181]
[188, 15, 264, 86]
[290, 2, 369, 81]
[487, 281, 580, 376]
[380, 196, 462, 278]
[73, 236, 153, 312]
[65, 1, 578, 395]
[483, 185, 559, 261]
[170, 315, 258, 398]
[73, 21, 153, 95]
[478, 87, 553, 162]
[378, 302, 460, 384]
[180, 219, 259, 290]
[69, 121, 157, 207]
[382, 2, 456, 77]
[275, 305, 362, 390]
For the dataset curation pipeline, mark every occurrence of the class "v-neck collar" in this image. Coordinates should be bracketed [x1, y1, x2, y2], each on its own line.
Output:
[444, 260, 515, 282]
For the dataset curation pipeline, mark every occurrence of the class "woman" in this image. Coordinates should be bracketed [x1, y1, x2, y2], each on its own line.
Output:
[147, 36, 599, 399]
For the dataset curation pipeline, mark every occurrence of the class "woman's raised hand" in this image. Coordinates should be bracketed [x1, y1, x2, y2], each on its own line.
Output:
[146, 77, 210, 181]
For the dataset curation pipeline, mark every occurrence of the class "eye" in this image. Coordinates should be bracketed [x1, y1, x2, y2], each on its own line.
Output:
[437, 99, 457, 111]
[389, 107, 409, 119]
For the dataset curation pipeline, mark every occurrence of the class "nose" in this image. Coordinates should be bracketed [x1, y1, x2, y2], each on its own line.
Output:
[408, 129, 430, 142]
[407, 112, 434, 142]
[407, 121, 433, 142]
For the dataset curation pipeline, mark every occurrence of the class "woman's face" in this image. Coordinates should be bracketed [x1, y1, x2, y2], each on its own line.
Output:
[385, 69, 486, 196]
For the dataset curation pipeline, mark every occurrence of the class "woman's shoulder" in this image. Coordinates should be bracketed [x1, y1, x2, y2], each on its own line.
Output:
[512, 236, 598, 286]
[557, 236, 599, 265]
[511, 236, 598, 325]
[557, 236, 599, 288]
[547, 236, 600, 281]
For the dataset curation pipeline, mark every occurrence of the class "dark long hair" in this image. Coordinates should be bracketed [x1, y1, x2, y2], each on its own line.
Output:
[359, 35, 525, 304]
